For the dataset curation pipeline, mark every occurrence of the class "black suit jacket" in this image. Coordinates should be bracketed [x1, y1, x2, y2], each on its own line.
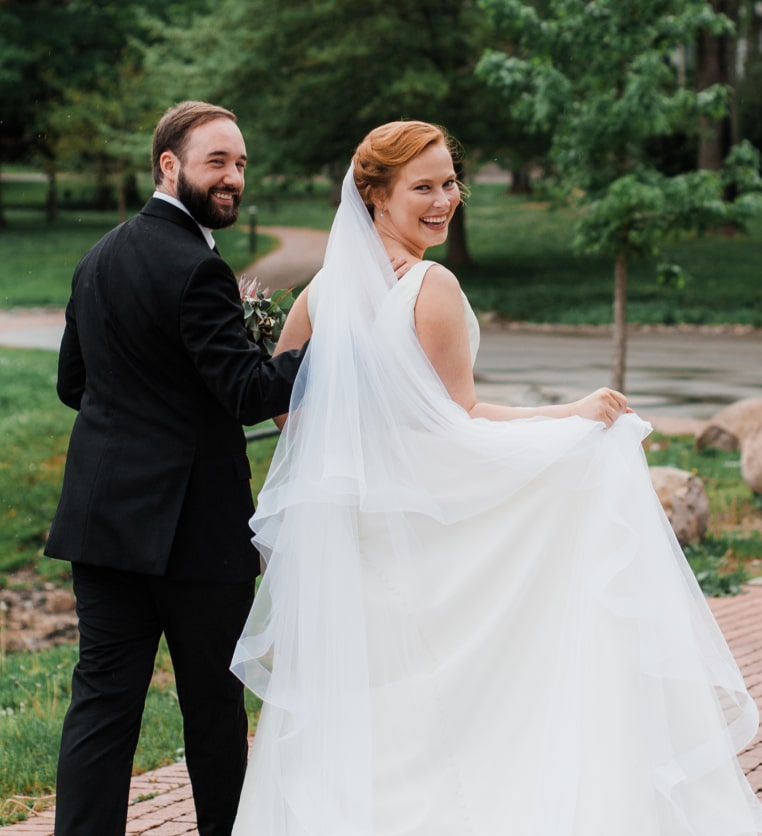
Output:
[45, 198, 305, 580]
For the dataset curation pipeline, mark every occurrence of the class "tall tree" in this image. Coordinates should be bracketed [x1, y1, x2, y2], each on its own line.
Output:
[0, 0, 141, 220]
[139, 0, 514, 267]
[697, 0, 740, 173]
[477, 0, 762, 392]
[736, 1, 762, 152]
[0, 0, 209, 224]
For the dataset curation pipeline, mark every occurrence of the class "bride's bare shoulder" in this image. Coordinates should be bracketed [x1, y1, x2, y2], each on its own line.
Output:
[418, 262, 462, 298]
[415, 263, 465, 327]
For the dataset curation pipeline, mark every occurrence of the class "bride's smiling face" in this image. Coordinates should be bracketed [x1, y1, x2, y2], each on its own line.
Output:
[375, 142, 461, 258]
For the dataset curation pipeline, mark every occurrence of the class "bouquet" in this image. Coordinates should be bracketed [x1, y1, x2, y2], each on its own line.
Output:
[238, 274, 295, 356]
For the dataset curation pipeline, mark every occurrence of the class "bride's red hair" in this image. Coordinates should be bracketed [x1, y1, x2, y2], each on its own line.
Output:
[352, 120, 466, 216]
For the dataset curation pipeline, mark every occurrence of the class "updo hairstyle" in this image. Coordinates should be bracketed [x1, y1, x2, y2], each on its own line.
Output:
[352, 120, 467, 218]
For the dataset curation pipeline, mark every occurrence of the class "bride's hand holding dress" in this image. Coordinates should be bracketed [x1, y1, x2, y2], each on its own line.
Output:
[412, 260, 631, 427]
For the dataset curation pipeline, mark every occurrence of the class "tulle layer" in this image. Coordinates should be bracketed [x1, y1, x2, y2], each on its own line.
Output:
[232, 414, 762, 835]
[230, 168, 762, 835]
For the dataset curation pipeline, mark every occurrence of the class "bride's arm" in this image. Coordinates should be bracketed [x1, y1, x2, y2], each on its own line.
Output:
[269, 289, 314, 429]
[414, 265, 629, 428]
[273, 289, 314, 355]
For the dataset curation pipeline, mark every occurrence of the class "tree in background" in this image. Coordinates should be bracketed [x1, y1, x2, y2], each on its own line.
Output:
[0, 0, 140, 221]
[736, 2, 762, 159]
[697, 0, 739, 174]
[477, 0, 762, 392]
[138, 0, 519, 267]
[0, 0, 209, 224]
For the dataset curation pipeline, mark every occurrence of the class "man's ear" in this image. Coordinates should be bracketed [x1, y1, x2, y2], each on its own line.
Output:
[159, 150, 179, 191]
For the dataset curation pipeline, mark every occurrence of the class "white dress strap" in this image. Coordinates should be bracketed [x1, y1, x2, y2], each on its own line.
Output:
[389, 259, 481, 367]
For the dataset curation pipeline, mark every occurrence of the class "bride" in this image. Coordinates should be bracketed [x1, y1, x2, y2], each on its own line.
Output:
[231, 120, 762, 835]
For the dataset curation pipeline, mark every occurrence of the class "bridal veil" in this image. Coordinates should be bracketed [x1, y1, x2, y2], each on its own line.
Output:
[231, 166, 762, 835]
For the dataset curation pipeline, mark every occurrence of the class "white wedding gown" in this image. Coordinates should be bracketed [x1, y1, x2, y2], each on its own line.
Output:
[232, 250, 762, 835]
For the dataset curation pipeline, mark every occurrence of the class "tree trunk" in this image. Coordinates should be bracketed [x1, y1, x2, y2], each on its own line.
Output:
[94, 155, 113, 211]
[610, 251, 628, 393]
[747, 0, 761, 65]
[45, 168, 58, 223]
[697, 0, 739, 172]
[122, 171, 141, 209]
[509, 166, 532, 195]
[446, 203, 471, 267]
[0, 162, 6, 228]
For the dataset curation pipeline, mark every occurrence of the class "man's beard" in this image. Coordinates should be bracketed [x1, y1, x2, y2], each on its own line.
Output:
[176, 170, 241, 229]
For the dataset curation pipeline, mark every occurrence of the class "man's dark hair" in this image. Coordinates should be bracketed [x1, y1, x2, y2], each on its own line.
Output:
[152, 101, 237, 186]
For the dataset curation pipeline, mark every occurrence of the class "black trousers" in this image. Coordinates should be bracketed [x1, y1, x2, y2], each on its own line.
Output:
[54, 564, 255, 836]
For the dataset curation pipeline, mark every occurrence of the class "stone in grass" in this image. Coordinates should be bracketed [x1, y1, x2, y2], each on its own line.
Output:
[650, 466, 710, 547]
[695, 397, 762, 452]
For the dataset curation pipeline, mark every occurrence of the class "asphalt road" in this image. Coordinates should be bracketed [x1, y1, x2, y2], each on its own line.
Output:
[474, 323, 761, 425]
[1, 307, 759, 429]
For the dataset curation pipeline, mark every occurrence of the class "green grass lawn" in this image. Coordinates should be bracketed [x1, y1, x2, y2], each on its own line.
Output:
[450, 188, 762, 327]
[0, 173, 276, 308]
[2, 177, 761, 326]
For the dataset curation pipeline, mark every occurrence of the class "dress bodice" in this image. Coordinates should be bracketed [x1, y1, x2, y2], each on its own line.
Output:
[308, 259, 480, 367]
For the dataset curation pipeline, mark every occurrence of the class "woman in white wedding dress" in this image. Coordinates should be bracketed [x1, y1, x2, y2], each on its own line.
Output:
[231, 120, 762, 835]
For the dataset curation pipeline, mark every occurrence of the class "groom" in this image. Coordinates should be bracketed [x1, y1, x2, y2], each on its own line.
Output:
[45, 101, 306, 836]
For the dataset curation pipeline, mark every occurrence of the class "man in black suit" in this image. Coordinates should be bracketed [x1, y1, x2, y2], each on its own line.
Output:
[45, 101, 306, 836]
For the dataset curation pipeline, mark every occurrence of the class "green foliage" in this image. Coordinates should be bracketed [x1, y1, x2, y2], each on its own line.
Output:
[455, 183, 762, 326]
[683, 539, 749, 597]
[478, 0, 736, 193]
[137, 0, 510, 181]
[477, 0, 762, 388]
[572, 167, 733, 259]
[476, 0, 759, 237]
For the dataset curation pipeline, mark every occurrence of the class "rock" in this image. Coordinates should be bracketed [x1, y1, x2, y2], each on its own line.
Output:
[696, 397, 762, 452]
[0, 584, 78, 653]
[650, 466, 710, 546]
[741, 426, 762, 495]
[45, 587, 76, 614]
[695, 424, 741, 451]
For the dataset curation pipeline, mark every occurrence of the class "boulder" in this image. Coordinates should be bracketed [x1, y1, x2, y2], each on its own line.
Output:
[696, 397, 762, 452]
[649, 466, 710, 546]
[741, 426, 762, 495]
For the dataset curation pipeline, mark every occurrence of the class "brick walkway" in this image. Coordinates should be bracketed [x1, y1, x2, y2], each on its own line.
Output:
[2, 586, 762, 835]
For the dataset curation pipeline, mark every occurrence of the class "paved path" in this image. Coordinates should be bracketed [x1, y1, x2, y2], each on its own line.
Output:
[2, 225, 762, 833]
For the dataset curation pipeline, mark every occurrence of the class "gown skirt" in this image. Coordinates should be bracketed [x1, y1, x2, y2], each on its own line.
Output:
[231, 261, 762, 835]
